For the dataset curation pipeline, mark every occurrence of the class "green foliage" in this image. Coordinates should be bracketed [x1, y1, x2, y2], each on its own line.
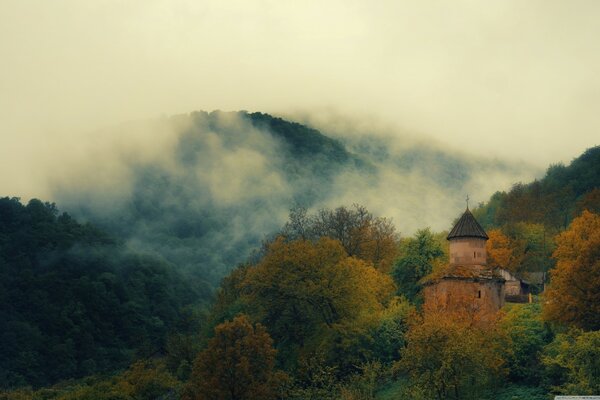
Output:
[481, 384, 548, 400]
[287, 353, 341, 400]
[0, 197, 201, 389]
[501, 304, 553, 384]
[369, 297, 413, 364]
[542, 329, 600, 395]
[247, 112, 352, 165]
[0, 360, 179, 400]
[391, 228, 445, 303]
[474, 145, 600, 231]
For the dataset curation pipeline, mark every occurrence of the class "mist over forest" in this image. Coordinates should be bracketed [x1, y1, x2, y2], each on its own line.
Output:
[49, 110, 541, 288]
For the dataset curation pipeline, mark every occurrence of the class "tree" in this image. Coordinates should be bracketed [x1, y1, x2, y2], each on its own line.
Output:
[486, 229, 521, 271]
[282, 205, 399, 271]
[543, 210, 600, 330]
[183, 315, 286, 400]
[241, 237, 395, 370]
[574, 187, 600, 216]
[391, 228, 445, 303]
[500, 304, 552, 384]
[370, 297, 414, 363]
[398, 309, 509, 400]
[0, 197, 200, 388]
[542, 329, 600, 395]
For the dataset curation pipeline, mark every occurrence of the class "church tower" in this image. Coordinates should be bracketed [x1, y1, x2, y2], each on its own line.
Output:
[423, 206, 505, 320]
[447, 207, 489, 266]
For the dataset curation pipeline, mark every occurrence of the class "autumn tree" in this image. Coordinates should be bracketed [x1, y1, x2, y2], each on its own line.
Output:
[183, 314, 286, 400]
[282, 205, 399, 271]
[486, 228, 522, 271]
[399, 309, 509, 400]
[242, 237, 395, 369]
[543, 210, 600, 330]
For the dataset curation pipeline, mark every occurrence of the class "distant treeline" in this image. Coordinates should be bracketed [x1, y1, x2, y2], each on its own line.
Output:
[474, 145, 600, 231]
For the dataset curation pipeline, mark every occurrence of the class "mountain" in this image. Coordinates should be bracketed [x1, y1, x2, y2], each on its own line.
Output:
[52, 111, 539, 294]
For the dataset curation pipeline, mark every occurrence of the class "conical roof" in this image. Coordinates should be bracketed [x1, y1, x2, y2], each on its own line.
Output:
[447, 208, 489, 240]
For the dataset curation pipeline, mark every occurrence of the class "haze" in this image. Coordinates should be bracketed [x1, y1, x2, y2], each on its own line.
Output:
[1, 0, 599, 201]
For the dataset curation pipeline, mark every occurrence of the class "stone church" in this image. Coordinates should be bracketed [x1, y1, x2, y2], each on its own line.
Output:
[423, 207, 505, 319]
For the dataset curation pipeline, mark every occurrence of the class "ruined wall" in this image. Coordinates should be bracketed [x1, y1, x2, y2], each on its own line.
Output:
[424, 278, 505, 320]
[449, 237, 487, 266]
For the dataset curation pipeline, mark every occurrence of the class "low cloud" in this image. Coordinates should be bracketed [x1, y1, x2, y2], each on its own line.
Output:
[44, 111, 541, 285]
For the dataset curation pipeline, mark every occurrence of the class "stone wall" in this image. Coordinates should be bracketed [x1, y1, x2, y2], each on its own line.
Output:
[424, 278, 505, 320]
[449, 237, 487, 266]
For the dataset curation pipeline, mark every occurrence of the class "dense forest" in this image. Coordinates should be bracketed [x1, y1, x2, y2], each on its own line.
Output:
[0, 198, 204, 388]
[472, 145, 600, 284]
[1, 116, 599, 399]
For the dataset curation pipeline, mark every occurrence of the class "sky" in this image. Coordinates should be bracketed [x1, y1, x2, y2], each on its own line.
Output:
[1, 0, 599, 200]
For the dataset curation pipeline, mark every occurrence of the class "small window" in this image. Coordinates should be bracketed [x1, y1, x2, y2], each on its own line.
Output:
[477, 290, 481, 298]
[474, 251, 476, 258]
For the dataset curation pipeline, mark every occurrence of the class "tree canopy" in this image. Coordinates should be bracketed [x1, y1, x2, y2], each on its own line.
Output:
[183, 314, 286, 400]
[0, 197, 201, 388]
[543, 210, 600, 330]
[391, 228, 446, 303]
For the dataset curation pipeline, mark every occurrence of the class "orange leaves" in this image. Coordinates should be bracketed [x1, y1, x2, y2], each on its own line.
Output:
[486, 228, 521, 271]
[543, 210, 600, 330]
[183, 315, 285, 400]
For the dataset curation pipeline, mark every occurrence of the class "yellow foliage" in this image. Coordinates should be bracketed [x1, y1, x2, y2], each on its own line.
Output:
[240, 237, 396, 371]
[244, 237, 395, 331]
[486, 228, 522, 271]
[399, 308, 510, 400]
[543, 210, 600, 330]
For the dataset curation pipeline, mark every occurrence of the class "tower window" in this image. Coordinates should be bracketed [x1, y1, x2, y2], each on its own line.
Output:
[477, 290, 481, 298]
[474, 251, 476, 258]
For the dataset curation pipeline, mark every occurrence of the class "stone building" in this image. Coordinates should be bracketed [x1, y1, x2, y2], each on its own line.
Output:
[423, 208, 505, 319]
[497, 268, 530, 296]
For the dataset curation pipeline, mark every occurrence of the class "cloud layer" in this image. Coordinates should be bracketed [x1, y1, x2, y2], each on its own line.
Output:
[1, 0, 599, 199]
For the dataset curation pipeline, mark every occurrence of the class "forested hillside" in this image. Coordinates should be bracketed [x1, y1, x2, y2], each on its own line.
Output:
[53, 111, 536, 304]
[474, 145, 600, 230]
[5, 200, 599, 399]
[3, 114, 598, 398]
[0, 197, 203, 388]
[471, 146, 600, 278]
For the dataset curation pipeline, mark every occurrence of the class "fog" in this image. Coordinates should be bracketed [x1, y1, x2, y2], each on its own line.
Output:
[0, 1, 598, 279]
[1, 1, 599, 183]
[42, 111, 538, 284]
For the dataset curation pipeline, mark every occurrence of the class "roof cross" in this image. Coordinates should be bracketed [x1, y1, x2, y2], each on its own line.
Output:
[466, 194, 470, 209]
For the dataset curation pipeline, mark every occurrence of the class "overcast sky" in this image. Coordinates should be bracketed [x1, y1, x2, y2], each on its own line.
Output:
[1, 0, 599, 199]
